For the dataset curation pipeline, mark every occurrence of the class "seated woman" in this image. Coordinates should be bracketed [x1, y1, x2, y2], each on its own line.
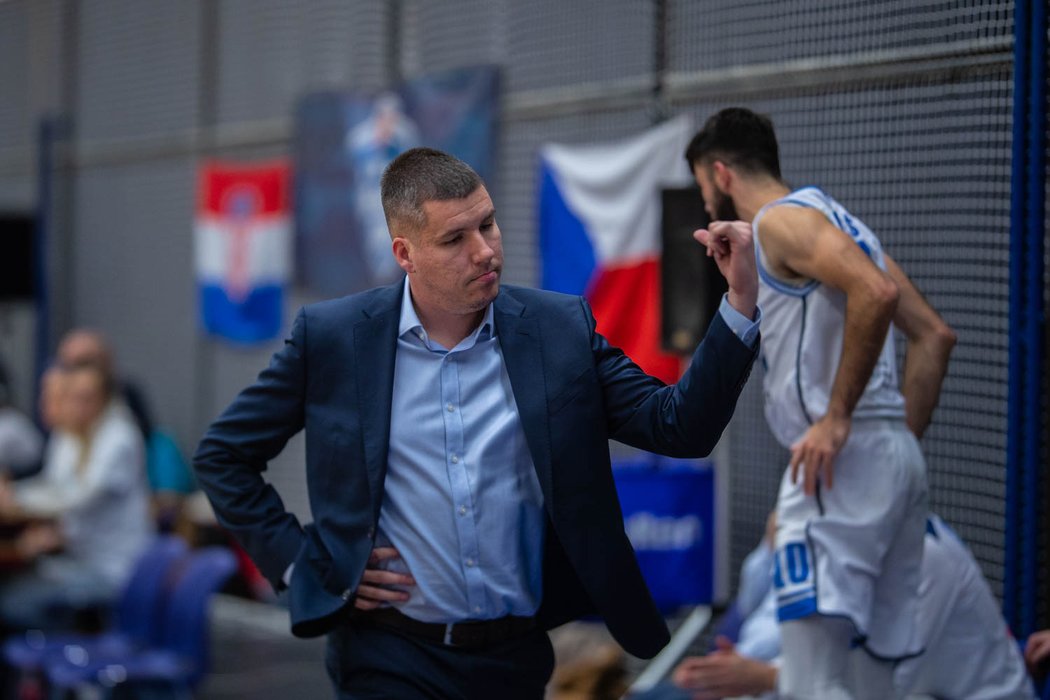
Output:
[0, 363, 153, 630]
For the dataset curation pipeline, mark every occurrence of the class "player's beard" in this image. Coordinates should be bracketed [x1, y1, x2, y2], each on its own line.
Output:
[712, 186, 739, 220]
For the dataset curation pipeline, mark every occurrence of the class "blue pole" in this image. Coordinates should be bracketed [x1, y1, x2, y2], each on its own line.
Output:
[33, 117, 54, 425]
[1004, 0, 1030, 632]
[1021, 0, 1046, 640]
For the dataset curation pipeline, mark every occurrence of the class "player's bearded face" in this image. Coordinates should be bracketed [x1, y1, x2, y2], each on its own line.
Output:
[711, 181, 739, 220]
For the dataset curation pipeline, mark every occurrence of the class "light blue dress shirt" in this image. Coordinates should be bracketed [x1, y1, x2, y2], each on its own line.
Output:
[378, 279, 546, 623]
[372, 280, 759, 624]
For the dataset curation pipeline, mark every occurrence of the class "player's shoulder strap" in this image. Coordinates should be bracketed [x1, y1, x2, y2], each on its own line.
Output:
[752, 187, 827, 296]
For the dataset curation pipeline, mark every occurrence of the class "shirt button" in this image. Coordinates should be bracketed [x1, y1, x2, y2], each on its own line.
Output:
[473, 606, 482, 614]
[458, 506, 467, 516]
[465, 558, 475, 567]
[446, 403, 455, 412]
[451, 455, 459, 464]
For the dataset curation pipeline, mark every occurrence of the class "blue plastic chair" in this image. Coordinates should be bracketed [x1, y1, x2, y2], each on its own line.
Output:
[44, 546, 237, 697]
[2, 535, 188, 687]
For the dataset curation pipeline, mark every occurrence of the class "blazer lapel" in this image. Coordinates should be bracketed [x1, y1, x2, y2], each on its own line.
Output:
[494, 291, 555, 509]
[353, 283, 403, 525]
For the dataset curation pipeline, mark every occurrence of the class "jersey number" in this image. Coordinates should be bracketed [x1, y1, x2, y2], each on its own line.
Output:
[774, 542, 810, 588]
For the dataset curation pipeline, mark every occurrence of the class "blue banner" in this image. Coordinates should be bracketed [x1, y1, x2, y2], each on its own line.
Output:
[614, 457, 715, 611]
[294, 65, 501, 297]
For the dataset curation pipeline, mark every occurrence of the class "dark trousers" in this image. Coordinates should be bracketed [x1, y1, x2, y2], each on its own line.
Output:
[325, 620, 555, 700]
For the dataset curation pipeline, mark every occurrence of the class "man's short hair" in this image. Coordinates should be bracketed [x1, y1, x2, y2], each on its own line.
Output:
[684, 107, 782, 180]
[381, 147, 482, 235]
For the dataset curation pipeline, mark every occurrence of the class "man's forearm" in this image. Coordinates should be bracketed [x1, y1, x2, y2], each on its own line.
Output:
[901, 329, 955, 438]
[825, 288, 897, 420]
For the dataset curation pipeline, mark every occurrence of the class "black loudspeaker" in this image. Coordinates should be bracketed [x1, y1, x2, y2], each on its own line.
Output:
[0, 214, 34, 301]
[660, 187, 727, 354]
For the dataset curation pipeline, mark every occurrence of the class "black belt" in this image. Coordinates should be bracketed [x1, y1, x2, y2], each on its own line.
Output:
[351, 607, 537, 649]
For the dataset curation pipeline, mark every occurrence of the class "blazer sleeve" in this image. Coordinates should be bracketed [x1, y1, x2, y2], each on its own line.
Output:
[192, 308, 309, 588]
[589, 296, 758, 457]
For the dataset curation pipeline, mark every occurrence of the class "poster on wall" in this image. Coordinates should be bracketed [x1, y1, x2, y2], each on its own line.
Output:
[538, 116, 694, 384]
[195, 161, 292, 345]
[294, 64, 501, 297]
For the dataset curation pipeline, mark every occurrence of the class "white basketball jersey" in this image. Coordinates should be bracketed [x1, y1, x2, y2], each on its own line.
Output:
[752, 187, 906, 448]
[895, 515, 1036, 699]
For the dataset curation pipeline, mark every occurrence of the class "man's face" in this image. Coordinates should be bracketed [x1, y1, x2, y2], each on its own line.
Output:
[64, 370, 106, 433]
[393, 186, 503, 319]
[57, 331, 109, 372]
[692, 162, 738, 221]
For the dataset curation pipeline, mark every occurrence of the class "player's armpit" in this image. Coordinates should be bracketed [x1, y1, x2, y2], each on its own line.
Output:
[757, 206, 896, 301]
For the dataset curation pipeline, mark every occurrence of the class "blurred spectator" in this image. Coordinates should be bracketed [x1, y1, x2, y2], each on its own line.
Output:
[0, 358, 43, 479]
[1026, 629, 1050, 688]
[123, 386, 196, 532]
[55, 329, 145, 441]
[0, 363, 153, 630]
[56, 328, 196, 530]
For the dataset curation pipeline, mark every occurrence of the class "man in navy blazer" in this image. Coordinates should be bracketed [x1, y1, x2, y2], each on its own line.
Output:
[194, 147, 759, 699]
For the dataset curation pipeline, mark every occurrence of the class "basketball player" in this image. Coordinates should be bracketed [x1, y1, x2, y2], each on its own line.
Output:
[684, 108, 956, 699]
[644, 515, 1035, 700]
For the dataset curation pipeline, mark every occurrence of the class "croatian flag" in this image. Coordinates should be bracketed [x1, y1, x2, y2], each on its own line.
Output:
[539, 117, 694, 383]
[195, 161, 291, 344]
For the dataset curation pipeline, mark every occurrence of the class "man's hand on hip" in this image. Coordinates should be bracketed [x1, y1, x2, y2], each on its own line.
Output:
[693, 220, 758, 320]
[354, 546, 416, 611]
[790, 412, 851, 496]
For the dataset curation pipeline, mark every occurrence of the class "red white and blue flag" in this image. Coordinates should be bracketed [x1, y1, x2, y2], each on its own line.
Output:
[195, 161, 291, 344]
[539, 117, 693, 383]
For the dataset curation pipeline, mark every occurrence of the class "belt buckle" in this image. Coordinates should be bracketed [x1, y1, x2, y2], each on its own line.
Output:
[443, 623, 455, 646]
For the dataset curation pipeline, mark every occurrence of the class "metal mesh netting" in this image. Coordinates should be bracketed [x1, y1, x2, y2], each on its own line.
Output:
[215, 0, 390, 125]
[668, 0, 1013, 72]
[675, 66, 1013, 594]
[75, 0, 201, 142]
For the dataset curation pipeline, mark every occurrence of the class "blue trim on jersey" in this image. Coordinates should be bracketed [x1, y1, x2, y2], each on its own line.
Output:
[754, 196, 820, 297]
[926, 517, 938, 538]
[777, 587, 817, 606]
[796, 295, 814, 425]
[778, 596, 818, 621]
[756, 260, 819, 297]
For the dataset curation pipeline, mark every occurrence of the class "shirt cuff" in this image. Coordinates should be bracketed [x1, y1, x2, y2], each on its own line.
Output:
[718, 294, 761, 349]
[282, 563, 294, 587]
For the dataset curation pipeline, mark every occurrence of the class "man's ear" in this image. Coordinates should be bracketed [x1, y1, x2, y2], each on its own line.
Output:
[712, 160, 733, 192]
[392, 237, 413, 274]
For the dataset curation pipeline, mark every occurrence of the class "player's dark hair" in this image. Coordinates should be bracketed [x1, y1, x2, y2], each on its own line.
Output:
[684, 107, 782, 180]
[381, 147, 482, 235]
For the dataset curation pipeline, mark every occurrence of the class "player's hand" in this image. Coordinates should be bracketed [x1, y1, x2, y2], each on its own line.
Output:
[15, 522, 62, 559]
[789, 412, 851, 495]
[694, 220, 758, 320]
[0, 476, 17, 517]
[354, 546, 416, 610]
[1025, 629, 1050, 676]
[670, 636, 776, 699]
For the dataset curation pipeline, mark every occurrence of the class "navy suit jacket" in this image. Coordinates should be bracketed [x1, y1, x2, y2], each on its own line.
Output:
[193, 282, 756, 659]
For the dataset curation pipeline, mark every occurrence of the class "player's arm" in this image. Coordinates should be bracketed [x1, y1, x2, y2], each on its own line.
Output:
[670, 638, 777, 699]
[883, 254, 956, 439]
[758, 206, 899, 494]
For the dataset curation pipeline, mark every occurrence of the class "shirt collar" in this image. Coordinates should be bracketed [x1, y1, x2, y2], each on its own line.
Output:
[398, 276, 495, 350]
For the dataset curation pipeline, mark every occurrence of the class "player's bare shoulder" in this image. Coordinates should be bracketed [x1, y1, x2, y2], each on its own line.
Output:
[754, 205, 827, 284]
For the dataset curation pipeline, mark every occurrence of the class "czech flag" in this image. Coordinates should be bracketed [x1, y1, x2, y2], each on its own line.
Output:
[195, 161, 291, 344]
[539, 117, 693, 384]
